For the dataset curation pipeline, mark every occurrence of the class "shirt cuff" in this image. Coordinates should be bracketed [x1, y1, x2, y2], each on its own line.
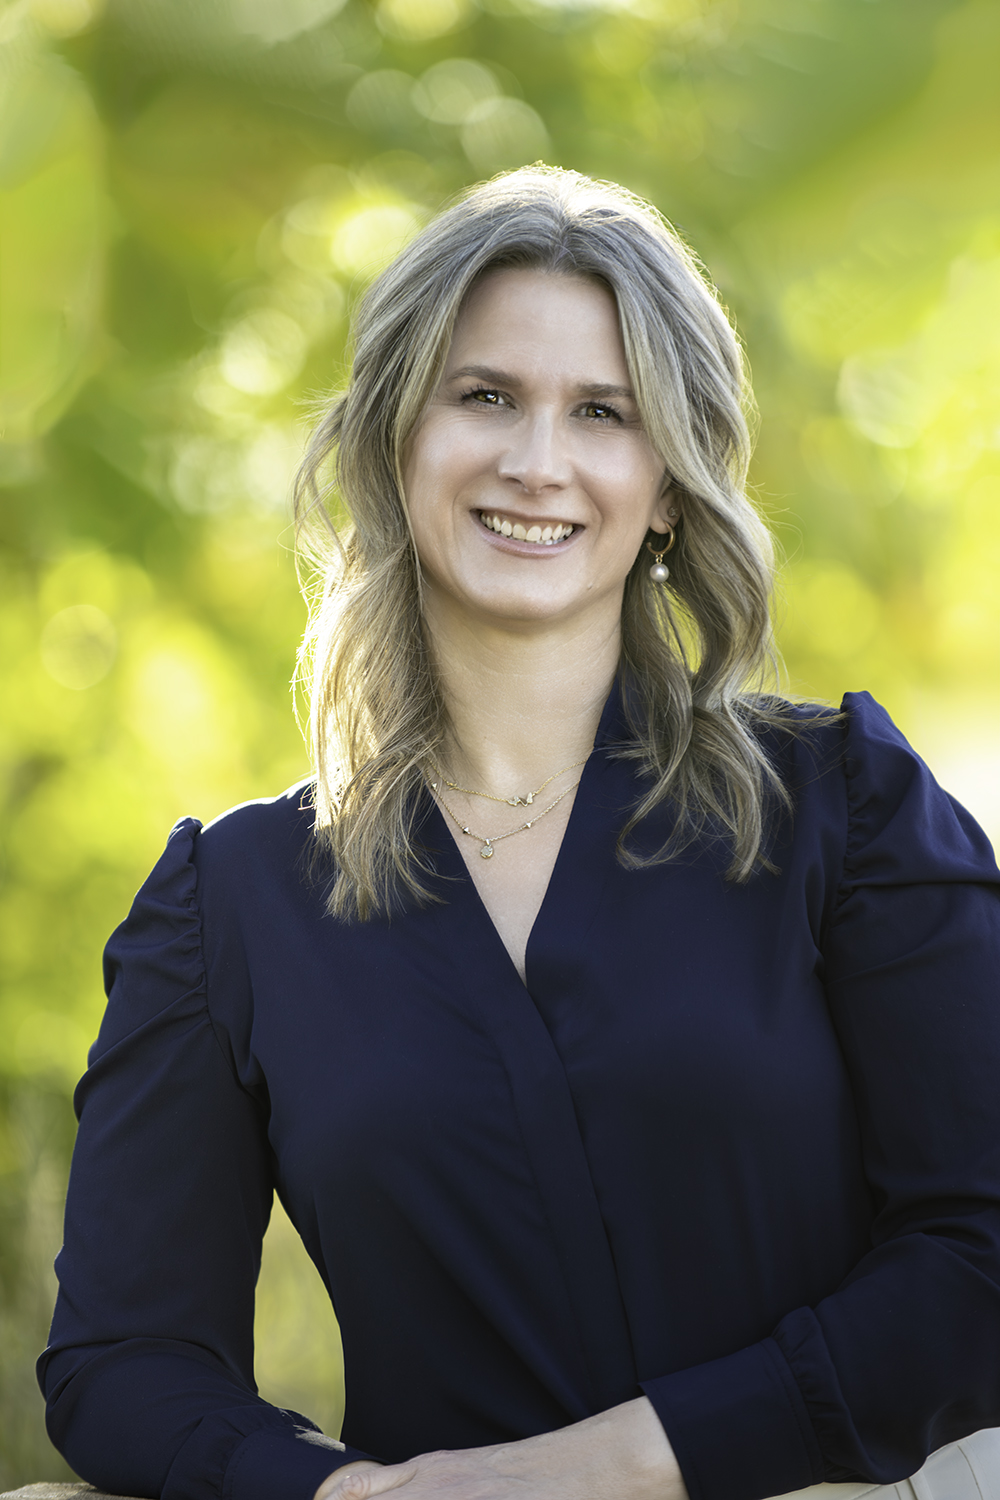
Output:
[224, 1424, 376, 1500]
[640, 1338, 821, 1500]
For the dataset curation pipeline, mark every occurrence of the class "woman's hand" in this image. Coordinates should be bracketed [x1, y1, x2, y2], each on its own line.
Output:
[316, 1459, 384, 1499]
[313, 1397, 687, 1500]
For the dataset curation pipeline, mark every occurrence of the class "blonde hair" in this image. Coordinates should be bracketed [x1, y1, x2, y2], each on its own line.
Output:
[295, 165, 796, 920]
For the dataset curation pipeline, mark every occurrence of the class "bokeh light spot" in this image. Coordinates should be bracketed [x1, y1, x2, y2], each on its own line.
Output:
[220, 309, 307, 395]
[230, 0, 348, 44]
[331, 204, 424, 278]
[29, 0, 102, 37]
[375, 0, 471, 43]
[460, 98, 550, 173]
[412, 60, 500, 124]
[40, 605, 117, 690]
[346, 71, 420, 136]
[242, 423, 306, 511]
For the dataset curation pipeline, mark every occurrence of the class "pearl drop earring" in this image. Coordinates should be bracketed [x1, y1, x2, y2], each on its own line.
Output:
[646, 525, 676, 584]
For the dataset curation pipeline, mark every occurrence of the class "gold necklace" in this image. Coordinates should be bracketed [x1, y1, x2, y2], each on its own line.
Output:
[428, 757, 588, 809]
[432, 778, 582, 859]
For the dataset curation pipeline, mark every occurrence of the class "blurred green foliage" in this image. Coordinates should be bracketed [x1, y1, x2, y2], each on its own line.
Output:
[1, 0, 998, 1483]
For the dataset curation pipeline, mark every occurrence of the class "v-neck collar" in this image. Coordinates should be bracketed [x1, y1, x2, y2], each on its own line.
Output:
[421, 678, 631, 994]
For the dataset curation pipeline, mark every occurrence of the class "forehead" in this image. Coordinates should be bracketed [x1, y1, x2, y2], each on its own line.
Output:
[447, 268, 627, 373]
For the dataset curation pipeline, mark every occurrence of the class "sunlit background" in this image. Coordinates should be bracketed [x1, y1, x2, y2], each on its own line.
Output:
[1, 0, 998, 1481]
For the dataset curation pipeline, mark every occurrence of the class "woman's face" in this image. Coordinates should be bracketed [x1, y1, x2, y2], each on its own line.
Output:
[403, 268, 674, 636]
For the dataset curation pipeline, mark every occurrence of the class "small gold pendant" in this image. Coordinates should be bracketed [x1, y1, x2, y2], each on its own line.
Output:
[480, 842, 494, 859]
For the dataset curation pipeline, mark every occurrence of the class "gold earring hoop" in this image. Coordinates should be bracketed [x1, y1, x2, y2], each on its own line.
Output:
[647, 526, 676, 584]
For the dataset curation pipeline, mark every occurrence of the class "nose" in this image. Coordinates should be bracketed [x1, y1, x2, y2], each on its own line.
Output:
[496, 413, 572, 493]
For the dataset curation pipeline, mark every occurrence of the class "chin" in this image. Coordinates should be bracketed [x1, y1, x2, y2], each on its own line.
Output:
[478, 601, 568, 628]
[473, 590, 610, 631]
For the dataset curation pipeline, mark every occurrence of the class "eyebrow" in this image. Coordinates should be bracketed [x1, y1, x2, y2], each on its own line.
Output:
[445, 364, 636, 402]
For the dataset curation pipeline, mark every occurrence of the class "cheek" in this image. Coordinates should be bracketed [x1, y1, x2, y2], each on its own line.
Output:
[406, 425, 479, 509]
[586, 431, 661, 491]
[402, 443, 444, 542]
[401, 431, 431, 504]
[603, 452, 666, 520]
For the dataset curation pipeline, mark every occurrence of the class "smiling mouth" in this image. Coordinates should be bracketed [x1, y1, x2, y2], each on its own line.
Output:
[479, 511, 576, 545]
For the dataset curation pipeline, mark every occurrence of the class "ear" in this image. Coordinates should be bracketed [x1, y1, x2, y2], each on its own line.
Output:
[648, 484, 681, 535]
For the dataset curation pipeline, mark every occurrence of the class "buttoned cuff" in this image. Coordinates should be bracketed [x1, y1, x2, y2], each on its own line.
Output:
[640, 1338, 822, 1500]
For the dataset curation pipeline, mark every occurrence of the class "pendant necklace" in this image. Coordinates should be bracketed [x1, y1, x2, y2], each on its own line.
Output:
[432, 777, 582, 859]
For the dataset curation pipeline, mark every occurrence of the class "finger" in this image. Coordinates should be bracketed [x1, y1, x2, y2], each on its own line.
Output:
[328, 1462, 419, 1498]
[331, 1477, 371, 1500]
[315, 1462, 384, 1500]
[324, 1473, 373, 1500]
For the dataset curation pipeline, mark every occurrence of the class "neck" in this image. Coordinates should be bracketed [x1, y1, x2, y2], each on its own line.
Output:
[424, 595, 622, 793]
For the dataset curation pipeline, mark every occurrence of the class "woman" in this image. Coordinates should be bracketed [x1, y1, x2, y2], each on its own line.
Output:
[39, 167, 1000, 1500]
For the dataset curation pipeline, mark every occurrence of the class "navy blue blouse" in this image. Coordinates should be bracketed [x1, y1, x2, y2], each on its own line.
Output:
[39, 691, 1000, 1500]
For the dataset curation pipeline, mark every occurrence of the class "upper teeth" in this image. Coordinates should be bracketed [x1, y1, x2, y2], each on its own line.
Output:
[480, 513, 574, 544]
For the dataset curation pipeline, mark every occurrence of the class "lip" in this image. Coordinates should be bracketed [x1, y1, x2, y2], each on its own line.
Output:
[474, 508, 580, 555]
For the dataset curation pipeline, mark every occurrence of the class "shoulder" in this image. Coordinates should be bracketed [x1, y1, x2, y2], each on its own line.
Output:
[196, 778, 317, 875]
[750, 690, 998, 887]
[836, 692, 999, 887]
[99, 781, 322, 1057]
[741, 692, 842, 792]
[189, 778, 327, 937]
[107, 780, 319, 979]
[747, 688, 936, 794]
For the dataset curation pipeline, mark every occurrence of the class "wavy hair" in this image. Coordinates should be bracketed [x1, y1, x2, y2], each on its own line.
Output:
[295, 165, 799, 920]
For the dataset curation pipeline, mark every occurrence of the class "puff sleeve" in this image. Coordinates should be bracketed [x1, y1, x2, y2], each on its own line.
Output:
[776, 695, 1000, 1472]
[643, 693, 1000, 1500]
[37, 818, 372, 1500]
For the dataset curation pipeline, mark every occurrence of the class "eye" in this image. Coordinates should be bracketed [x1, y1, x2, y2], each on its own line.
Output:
[462, 386, 508, 408]
[580, 402, 623, 423]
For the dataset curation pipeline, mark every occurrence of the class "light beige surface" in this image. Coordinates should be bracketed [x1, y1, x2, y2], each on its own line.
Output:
[767, 1427, 1000, 1500]
[0, 1486, 143, 1499]
[768, 1484, 880, 1499]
